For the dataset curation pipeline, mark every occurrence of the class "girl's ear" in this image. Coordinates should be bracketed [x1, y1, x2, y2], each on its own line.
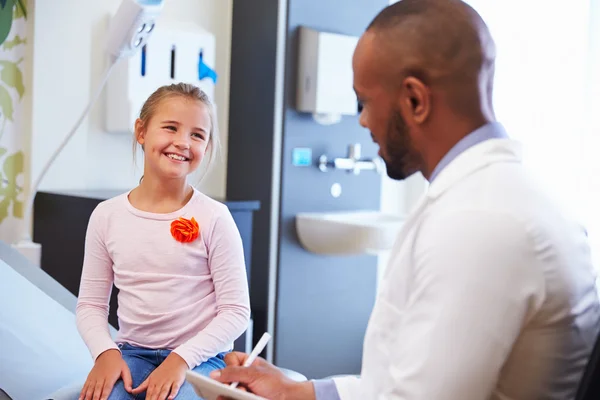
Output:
[134, 118, 145, 145]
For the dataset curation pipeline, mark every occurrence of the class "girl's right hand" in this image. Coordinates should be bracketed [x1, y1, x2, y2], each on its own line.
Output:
[79, 349, 133, 400]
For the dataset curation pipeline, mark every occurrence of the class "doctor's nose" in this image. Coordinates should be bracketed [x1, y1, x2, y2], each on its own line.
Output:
[358, 109, 368, 129]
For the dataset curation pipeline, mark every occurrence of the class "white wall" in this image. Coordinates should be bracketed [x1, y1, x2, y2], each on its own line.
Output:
[583, 0, 600, 263]
[29, 0, 232, 199]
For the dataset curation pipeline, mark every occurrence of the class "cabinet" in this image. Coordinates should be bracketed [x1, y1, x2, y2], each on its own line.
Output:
[33, 190, 260, 353]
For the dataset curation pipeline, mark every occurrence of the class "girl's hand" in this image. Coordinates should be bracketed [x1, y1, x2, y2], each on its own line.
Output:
[79, 349, 133, 400]
[131, 352, 188, 400]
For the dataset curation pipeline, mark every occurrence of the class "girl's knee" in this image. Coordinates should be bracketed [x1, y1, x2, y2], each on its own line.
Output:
[106, 380, 131, 400]
[191, 355, 226, 377]
[171, 382, 200, 400]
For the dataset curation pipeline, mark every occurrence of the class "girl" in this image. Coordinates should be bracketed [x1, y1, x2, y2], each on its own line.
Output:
[75, 83, 251, 400]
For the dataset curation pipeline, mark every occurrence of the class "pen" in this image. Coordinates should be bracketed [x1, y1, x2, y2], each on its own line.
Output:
[230, 332, 272, 389]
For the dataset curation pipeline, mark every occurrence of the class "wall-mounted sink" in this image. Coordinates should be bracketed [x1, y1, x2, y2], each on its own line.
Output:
[296, 210, 405, 255]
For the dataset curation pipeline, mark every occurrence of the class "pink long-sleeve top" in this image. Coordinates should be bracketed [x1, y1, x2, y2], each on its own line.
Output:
[75, 187, 251, 369]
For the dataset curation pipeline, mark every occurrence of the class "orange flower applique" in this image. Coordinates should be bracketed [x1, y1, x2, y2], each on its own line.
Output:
[170, 217, 200, 243]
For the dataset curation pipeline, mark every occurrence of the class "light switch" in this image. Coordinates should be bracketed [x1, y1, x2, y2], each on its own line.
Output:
[292, 148, 312, 167]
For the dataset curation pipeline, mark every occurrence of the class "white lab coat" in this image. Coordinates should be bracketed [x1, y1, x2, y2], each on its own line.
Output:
[334, 138, 600, 400]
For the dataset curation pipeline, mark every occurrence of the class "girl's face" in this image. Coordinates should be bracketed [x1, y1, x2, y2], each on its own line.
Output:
[135, 96, 211, 182]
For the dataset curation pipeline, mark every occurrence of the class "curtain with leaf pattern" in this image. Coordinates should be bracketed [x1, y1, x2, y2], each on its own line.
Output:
[0, 0, 26, 243]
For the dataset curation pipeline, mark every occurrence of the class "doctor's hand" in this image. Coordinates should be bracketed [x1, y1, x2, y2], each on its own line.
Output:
[210, 352, 315, 400]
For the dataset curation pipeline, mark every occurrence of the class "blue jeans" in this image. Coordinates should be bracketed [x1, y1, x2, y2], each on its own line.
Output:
[107, 343, 227, 400]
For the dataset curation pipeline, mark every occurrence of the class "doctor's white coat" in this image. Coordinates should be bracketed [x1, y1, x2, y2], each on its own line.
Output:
[334, 138, 600, 400]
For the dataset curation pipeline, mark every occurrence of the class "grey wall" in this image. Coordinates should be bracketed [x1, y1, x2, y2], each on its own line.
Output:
[227, 0, 388, 379]
[227, 0, 282, 359]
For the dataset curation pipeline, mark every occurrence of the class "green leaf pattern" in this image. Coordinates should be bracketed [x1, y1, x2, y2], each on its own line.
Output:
[0, 150, 23, 222]
[0, 0, 26, 224]
[0, 0, 15, 46]
[0, 84, 13, 121]
[2, 34, 25, 50]
[0, 59, 25, 98]
[13, 0, 25, 19]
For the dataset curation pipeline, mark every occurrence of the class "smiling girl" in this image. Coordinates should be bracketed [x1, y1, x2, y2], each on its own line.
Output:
[75, 83, 250, 400]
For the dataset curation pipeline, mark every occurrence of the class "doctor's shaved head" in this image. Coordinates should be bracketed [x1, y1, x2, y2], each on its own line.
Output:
[353, 0, 497, 180]
[366, 0, 496, 116]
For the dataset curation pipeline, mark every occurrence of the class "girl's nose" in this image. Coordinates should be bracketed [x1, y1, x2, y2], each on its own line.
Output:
[174, 140, 190, 149]
[173, 133, 191, 149]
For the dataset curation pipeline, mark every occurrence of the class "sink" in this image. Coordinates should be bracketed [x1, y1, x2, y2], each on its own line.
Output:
[295, 210, 405, 255]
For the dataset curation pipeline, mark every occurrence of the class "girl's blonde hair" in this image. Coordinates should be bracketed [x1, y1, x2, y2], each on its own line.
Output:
[133, 83, 220, 183]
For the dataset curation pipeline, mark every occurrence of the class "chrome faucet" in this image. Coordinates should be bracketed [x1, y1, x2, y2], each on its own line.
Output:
[318, 143, 385, 175]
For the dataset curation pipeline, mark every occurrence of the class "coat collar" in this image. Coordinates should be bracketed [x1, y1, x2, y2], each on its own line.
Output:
[429, 122, 509, 182]
[427, 138, 524, 200]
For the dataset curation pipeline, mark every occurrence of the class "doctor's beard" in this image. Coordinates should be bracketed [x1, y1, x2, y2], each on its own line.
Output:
[382, 110, 423, 181]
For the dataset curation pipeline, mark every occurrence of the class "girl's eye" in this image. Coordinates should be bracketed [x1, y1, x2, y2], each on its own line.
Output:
[192, 132, 205, 140]
[163, 125, 177, 131]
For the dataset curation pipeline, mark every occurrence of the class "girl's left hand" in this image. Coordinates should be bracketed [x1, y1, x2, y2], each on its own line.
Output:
[131, 352, 188, 400]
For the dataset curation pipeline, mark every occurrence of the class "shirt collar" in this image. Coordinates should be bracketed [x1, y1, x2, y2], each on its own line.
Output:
[428, 122, 508, 183]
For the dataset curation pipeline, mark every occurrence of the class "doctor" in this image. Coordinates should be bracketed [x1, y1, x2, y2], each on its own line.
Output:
[212, 0, 600, 399]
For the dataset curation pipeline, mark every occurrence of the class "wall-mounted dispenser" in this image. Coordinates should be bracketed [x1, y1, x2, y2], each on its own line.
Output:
[105, 24, 217, 133]
[296, 26, 359, 125]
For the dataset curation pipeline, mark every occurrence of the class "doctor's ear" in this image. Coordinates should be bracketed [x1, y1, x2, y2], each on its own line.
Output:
[400, 77, 431, 125]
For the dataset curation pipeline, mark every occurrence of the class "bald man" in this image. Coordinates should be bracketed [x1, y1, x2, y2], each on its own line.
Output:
[210, 0, 600, 399]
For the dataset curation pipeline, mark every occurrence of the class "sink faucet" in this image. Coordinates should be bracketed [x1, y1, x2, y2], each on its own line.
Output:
[318, 143, 385, 175]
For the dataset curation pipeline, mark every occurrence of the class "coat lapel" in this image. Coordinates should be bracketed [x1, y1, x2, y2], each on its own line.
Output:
[382, 139, 523, 281]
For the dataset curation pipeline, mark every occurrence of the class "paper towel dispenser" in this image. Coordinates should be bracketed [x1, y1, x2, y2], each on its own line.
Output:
[295, 27, 359, 125]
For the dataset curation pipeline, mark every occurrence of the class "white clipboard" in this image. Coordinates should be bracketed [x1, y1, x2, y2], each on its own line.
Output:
[185, 370, 269, 400]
